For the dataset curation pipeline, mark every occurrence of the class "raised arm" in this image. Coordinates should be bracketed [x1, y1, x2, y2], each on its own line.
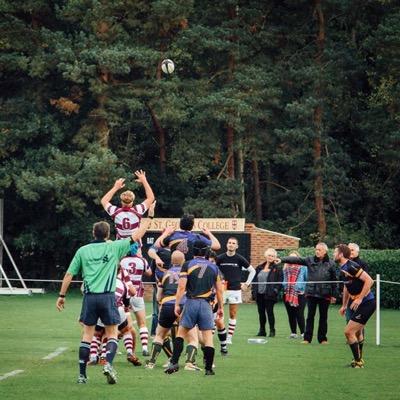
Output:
[201, 228, 221, 251]
[134, 170, 155, 209]
[131, 201, 156, 242]
[101, 178, 126, 210]
[279, 256, 308, 266]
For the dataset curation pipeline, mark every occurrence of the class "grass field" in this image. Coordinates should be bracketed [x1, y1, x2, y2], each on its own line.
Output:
[1, 293, 399, 400]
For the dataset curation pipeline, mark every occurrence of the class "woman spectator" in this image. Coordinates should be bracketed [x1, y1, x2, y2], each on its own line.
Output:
[283, 251, 308, 338]
[252, 248, 283, 337]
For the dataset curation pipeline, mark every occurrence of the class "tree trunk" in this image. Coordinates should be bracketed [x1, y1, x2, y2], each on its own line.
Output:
[147, 104, 166, 174]
[313, 0, 327, 239]
[252, 160, 262, 224]
[238, 137, 245, 216]
[226, 126, 235, 179]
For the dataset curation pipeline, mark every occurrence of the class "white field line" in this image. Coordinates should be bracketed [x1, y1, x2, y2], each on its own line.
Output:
[0, 370, 24, 381]
[42, 347, 68, 360]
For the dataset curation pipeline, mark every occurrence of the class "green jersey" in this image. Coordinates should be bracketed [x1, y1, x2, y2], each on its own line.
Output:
[67, 239, 131, 294]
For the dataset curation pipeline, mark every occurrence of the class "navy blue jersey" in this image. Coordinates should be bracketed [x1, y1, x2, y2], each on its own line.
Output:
[180, 257, 221, 300]
[341, 260, 374, 303]
[160, 265, 185, 305]
[162, 231, 211, 261]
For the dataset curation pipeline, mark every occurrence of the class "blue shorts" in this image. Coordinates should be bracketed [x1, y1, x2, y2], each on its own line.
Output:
[80, 292, 120, 326]
[180, 298, 214, 330]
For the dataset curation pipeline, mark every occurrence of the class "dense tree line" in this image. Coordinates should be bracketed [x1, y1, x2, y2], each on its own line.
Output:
[1, 1, 399, 277]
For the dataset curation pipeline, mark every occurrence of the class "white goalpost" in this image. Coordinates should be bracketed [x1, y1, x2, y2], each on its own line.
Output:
[0, 199, 44, 295]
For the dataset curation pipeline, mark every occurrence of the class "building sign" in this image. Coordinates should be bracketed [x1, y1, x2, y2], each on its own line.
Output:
[144, 218, 245, 232]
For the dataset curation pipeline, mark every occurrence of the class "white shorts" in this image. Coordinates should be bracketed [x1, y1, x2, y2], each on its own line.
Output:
[223, 290, 242, 304]
[130, 296, 145, 312]
[97, 306, 126, 328]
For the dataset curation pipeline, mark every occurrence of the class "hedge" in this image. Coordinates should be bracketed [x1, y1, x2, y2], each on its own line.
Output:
[283, 248, 400, 309]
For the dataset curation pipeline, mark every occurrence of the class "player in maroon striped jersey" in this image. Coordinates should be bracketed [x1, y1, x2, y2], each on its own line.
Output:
[120, 243, 152, 356]
[101, 170, 155, 240]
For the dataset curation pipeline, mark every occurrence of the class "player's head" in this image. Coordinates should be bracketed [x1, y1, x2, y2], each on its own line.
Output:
[315, 242, 328, 259]
[93, 221, 110, 240]
[180, 214, 194, 231]
[348, 243, 360, 259]
[157, 248, 172, 269]
[171, 250, 185, 266]
[334, 244, 350, 261]
[193, 240, 209, 257]
[129, 242, 139, 256]
[120, 190, 135, 206]
[226, 237, 239, 252]
[206, 249, 218, 263]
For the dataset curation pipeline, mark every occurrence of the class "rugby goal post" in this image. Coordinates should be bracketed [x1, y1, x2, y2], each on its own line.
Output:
[0, 198, 44, 294]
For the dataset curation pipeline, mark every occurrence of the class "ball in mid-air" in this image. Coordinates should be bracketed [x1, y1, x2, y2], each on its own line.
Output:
[161, 59, 175, 74]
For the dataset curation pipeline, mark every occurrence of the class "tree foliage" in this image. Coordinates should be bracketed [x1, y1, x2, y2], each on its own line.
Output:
[1, 1, 400, 277]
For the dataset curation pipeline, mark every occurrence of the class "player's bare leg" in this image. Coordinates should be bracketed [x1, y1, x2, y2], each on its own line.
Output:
[345, 321, 365, 368]
[227, 303, 238, 344]
[135, 309, 149, 355]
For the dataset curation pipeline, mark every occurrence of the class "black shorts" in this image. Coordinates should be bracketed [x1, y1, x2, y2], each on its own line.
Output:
[348, 298, 376, 325]
[80, 292, 120, 326]
[158, 304, 178, 329]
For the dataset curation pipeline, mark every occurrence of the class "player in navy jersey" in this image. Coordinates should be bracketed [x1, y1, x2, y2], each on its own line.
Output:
[164, 241, 224, 376]
[334, 244, 375, 368]
[101, 170, 155, 240]
[145, 250, 186, 369]
[149, 215, 220, 262]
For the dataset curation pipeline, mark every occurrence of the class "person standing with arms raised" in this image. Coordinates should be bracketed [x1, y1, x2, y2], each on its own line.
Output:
[216, 237, 256, 344]
[101, 170, 155, 240]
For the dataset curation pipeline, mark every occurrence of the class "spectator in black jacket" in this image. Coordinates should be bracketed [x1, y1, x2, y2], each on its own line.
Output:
[348, 243, 369, 273]
[278, 243, 338, 344]
[252, 248, 283, 338]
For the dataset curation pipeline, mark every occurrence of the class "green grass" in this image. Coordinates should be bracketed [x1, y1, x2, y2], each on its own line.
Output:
[0, 293, 399, 400]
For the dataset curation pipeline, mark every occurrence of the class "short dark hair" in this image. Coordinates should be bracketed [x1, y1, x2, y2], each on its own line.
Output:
[180, 214, 194, 231]
[206, 249, 217, 261]
[227, 237, 239, 245]
[193, 240, 209, 257]
[93, 221, 110, 240]
[335, 244, 351, 259]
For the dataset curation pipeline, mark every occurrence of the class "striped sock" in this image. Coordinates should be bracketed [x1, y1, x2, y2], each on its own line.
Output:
[105, 338, 119, 364]
[79, 341, 90, 377]
[218, 328, 227, 351]
[139, 327, 149, 352]
[90, 335, 101, 360]
[228, 319, 237, 338]
[101, 336, 107, 359]
[123, 332, 133, 356]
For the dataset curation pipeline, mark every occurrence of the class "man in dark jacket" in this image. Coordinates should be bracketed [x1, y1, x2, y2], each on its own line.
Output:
[278, 243, 338, 344]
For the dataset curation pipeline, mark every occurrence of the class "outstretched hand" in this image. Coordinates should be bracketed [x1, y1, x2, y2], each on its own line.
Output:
[113, 178, 125, 190]
[134, 170, 147, 184]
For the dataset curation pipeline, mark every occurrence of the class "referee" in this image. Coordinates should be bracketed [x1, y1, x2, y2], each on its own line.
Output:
[56, 202, 155, 384]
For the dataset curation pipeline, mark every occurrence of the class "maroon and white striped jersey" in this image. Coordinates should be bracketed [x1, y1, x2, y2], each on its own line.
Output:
[115, 268, 132, 307]
[106, 201, 148, 239]
[120, 255, 149, 298]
